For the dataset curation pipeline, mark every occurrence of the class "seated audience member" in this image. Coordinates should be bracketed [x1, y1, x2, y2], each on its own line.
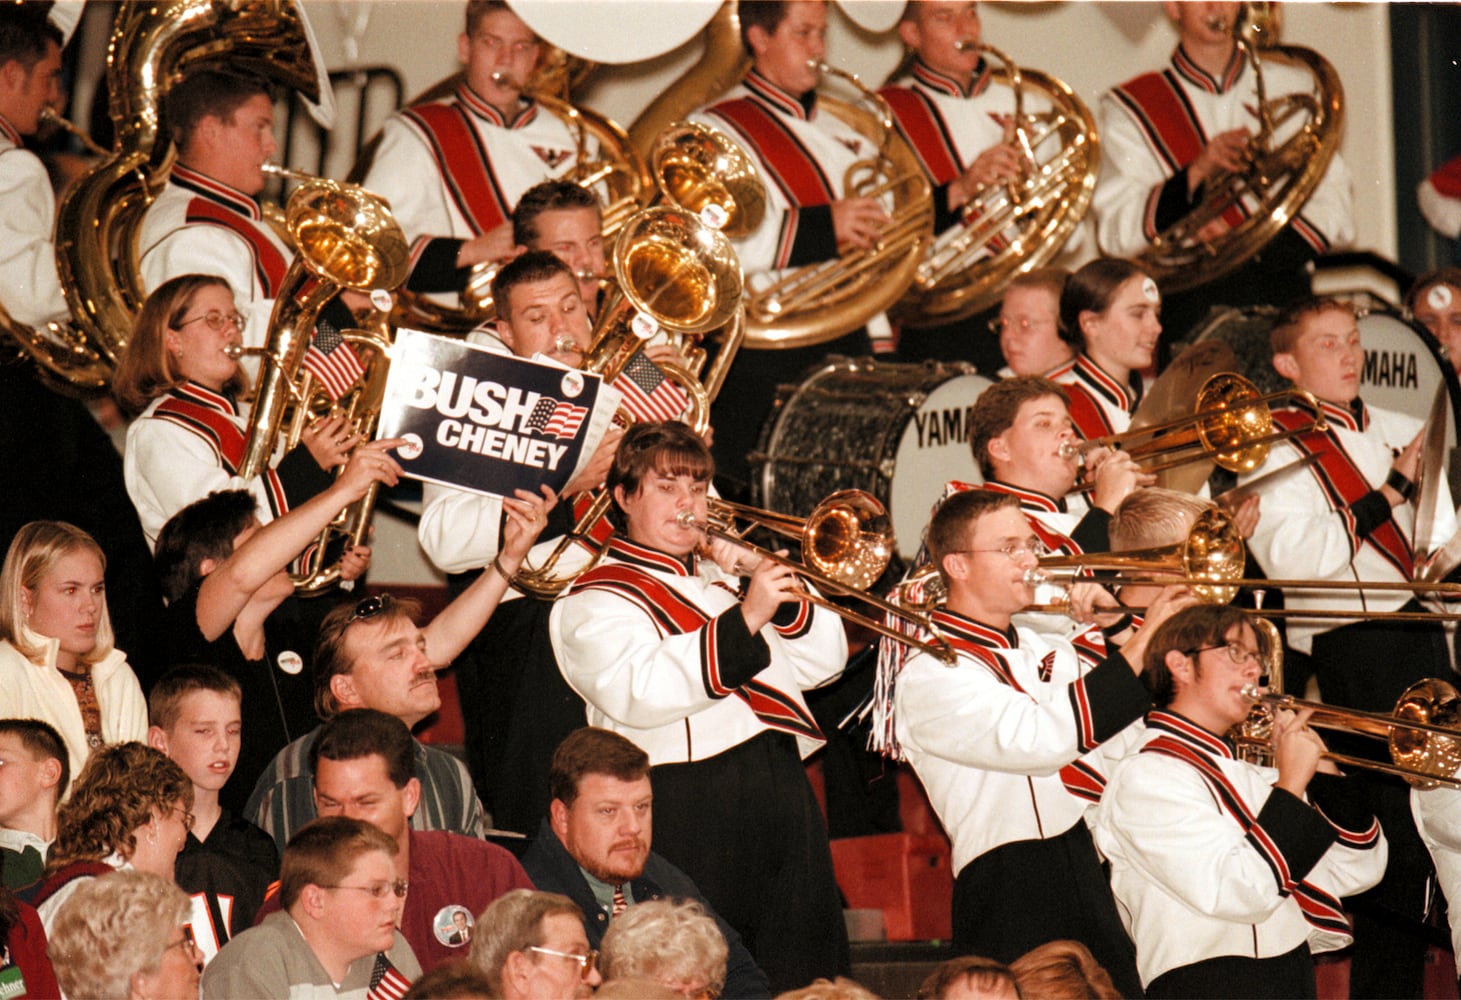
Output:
[995, 269, 1075, 378]
[147, 665, 277, 958]
[1051, 257, 1161, 439]
[889, 490, 1194, 997]
[594, 978, 680, 999]
[32, 742, 192, 932]
[522, 727, 768, 998]
[253, 708, 532, 973]
[203, 816, 420, 999]
[916, 956, 1020, 1000]
[599, 899, 726, 1000]
[115, 274, 354, 548]
[152, 439, 402, 806]
[0, 882, 58, 999]
[47, 870, 199, 1000]
[1094, 604, 1387, 998]
[1406, 267, 1461, 370]
[400, 961, 495, 1000]
[1008, 939, 1119, 1000]
[247, 484, 554, 849]
[0, 718, 67, 889]
[775, 978, 880, 1000]
[468, 889, 601, 1000]
[0, 521, 148, 780]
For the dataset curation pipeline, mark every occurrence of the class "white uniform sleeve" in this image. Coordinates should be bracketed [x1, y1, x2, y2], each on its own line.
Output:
[362, 114, 458, 244]
[0, 147, 69, 327]
[1240, 440, 1370, 581]
[1093, 91, 1173, 259]
[418, 482, 504, 574]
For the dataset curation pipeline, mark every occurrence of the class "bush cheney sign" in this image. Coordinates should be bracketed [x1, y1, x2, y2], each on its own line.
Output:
[378, 329, 621, 498]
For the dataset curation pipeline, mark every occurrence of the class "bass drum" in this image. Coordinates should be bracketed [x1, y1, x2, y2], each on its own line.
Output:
[754, 358, 993, 562]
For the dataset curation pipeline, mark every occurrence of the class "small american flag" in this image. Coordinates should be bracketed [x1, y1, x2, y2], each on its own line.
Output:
[367, 955, 411, 1000]
[613, 349, 690, 423]
[525, 396, 588, 439]
[303, 319, 366, 401]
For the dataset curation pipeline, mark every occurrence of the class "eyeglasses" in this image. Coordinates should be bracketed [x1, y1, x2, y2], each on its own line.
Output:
[988, 316, 1056, 336]
[526, 945, 599, 980]
[163, 925, 200, 960]
[346, 594, 395, 625]
[953, 538, 1050, 560]
[1186, 642, 1263, 667]
[323, 879, 410, 900]
[176, 309, 246, 333]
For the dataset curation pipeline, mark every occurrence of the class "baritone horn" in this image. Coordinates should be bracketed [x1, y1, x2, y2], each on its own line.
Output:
[1236, 679, 1461, 789]
[891, 43, 1100, 329]
[235, 164, 410, 593]
[678, 492, 956, 663]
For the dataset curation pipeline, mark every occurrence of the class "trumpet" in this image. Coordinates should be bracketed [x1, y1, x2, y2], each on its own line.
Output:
[1237, 680, 1461, 789]
[677, 491, 956, 663]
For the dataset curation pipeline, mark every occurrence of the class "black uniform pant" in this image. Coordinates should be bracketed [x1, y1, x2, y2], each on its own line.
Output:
[1146, 944, 1315, 999]
[953, 821, 1144, 1000]
[650, 731, 850, 993]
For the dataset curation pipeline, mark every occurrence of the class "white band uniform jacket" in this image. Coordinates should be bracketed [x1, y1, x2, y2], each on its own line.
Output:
[549, 536, 847, 765]
[0, 114, 69, 328]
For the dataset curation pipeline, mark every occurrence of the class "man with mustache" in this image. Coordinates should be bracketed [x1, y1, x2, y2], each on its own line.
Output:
[520, 727, 769, 999]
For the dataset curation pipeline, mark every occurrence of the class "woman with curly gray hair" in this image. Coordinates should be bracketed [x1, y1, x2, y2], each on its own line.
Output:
[600, 899, 728, 999]
[47, 870, 201, 1000]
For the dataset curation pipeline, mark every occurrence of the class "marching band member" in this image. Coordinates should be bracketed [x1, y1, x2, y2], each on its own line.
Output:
[690, 0, 889, 496]
[417, 250, 620, 836]
[993, 269, 1075, 379]
[138, 69, 358, 365]
[1238, 296, 1456, 996]
[1095, 604, 1386, 998]
[513, 180, 607, 320]
[890, 488, 1193, 996]
[0, 7, 67, 330]
[879, 1, 1068, 370]
[114, 275, 354, 548]
[549, 420, 850, 992]
[1050, 257, 1160, 440]
[1411, 774, 1461, 994]
[1405, 267, 1461, 374]
[361, 0, 594, 308]
[1093, 2, 1354, 349]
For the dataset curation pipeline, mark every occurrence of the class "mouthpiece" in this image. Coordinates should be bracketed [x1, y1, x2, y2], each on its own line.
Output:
[223, 344, 245, 359]
[1058, 441, 1082, 461]
[574, 269, 599, 282]
[806, 59, 829, 72]
[1240, 683, 1266, 702]
[676, 510, 698, 528]
[954, 40, 979, 52]
[1022, 568, 1050, 587]
[490, 70, 522, 89]
[552, 335, 583, 355]
[1205, 15, 1231, 32]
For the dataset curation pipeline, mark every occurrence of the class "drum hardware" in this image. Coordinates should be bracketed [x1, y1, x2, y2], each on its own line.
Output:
[678, 491, 956, 663]
[1237, 679, 1461, 789]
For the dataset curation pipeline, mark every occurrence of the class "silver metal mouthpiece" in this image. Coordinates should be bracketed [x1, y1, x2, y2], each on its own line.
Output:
[553, 335, 583, 355]
[954, 40, 979, 52]
[490, 70, 522, 89]
[223, 344, 245, 359]
[1205, 15, 1231, 32]
[1240, 683, 1265, 702]
[676, 510, 698, 528]
[1022, 568, 1050, 587]
[1058, 441, 1082, 461]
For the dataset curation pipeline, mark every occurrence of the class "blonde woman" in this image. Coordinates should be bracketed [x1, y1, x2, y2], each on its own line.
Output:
[0, 521, 146, 779]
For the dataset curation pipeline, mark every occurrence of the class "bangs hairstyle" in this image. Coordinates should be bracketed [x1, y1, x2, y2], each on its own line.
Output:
[0, 521, 115, 667]
[314, 594, 423, 720]
[1058, 257, 1150, 349]
[0, 718, 69, 801]
[1269, 296, 1357, 357]
[967, 376, 1069, 479]
[491, 249, 574, 321]
[925, 490, 1020, 587]
[1406, 267, 1461, 319]
[279, 816, 397, 912]
[549, 727, 650, 805]
[113, 274, 245, 415]
[48, 743, 193, 873]
[513, 180, 600, 247]
[162, 69, 273, 152]
[608, 421, 713, 519]
[147, 664, 241, 733]
[1139, 604, 1269, 708]
[153, 489, 258, 604]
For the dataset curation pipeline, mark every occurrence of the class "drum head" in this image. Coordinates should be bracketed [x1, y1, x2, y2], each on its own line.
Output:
[755, 359, 992, 562]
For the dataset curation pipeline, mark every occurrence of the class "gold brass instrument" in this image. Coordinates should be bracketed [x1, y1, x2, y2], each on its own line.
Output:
[740, 61, 934, 349]
[26, 0, 331, 390]
[1235, 680, 1461, 789]
[508, 203, 747, 599]
[234, 165, 410, 593]
[1135, 3, 1344, 293]
[41, 108, 108, 157]
[890, 43, 1100, 329]
[1069, 373, 1329, 482]
[679, 491, 956, 663]
[1228, 615, 1285, 767]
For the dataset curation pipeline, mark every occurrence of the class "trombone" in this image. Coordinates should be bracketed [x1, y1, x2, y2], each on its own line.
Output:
[678, 491, 957, 663]
[1068, 373, 1328, 480]
[1236, 680, 1461, 789]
